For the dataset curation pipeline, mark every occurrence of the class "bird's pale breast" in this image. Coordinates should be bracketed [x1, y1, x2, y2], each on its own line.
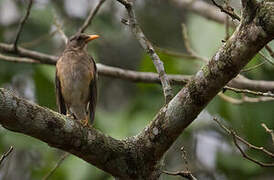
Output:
[56, 52, 93, 106]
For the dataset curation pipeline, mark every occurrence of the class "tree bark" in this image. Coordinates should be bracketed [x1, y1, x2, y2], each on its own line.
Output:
[0, 1, 273, 179]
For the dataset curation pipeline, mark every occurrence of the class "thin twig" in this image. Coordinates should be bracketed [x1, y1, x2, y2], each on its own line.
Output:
[181, 24, 208, 62]
[13, 0, 33, 51]
[223, 86, 274, 98]
[162, 170, 197, 180]
[42, 152, 69, 180]
[261, 123, 274, 145]
[0, 146, 14, 165]
[53, 14, 68, 44]
[122, 1, 173, 103]
[232, 132, 274, 167]
[218, 92, 274, 104]
[213, 117, 274, 159]
[77, 0, 106, 34]
[210, 0, 241, 21]
[162, 146, 197, 180]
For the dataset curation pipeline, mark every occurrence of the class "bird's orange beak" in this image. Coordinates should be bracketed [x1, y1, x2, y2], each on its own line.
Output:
[86, 35, 100, 43]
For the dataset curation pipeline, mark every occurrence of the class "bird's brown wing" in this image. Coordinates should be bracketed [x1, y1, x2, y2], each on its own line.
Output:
[89, 58, 97, 124]
[55, 69, 66, 115]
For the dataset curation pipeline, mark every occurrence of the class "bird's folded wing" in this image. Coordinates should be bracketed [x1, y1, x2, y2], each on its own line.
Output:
[55, 70, 66, 115]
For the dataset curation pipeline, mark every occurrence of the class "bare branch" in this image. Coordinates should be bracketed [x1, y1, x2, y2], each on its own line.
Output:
[218, 92, 274, 104]
[162, 170, 197, 180]
[0, 53, 39, 64]
[223, 86, 274, 98]
[210, 0, 241, 21]
[53, 14, 68, 44]
[77, 0, 106, 34]
[13, 0, 33, 50]
[259, 52, 274, 66]
[261, 123, 274, 145]
[0, 88, 135, 179]
[122, 2, 173, 103]
[228, 75, 274, 93]
[232, 132, 274, 167]
[162, 146, 197, 180]
[214, 117, 274, 159]
[0, 146, 14, 165]
[42, 152, 69, 180]
[0, 43, 57, 65]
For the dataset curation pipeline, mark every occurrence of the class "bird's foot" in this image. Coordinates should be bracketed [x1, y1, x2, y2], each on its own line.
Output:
[80, 117, 90, 127]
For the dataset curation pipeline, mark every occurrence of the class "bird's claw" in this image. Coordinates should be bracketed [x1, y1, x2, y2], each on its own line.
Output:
[80, 118, 89, 127]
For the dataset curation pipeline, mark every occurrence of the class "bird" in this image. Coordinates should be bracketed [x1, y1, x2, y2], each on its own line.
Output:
[55, 33, 99, 126]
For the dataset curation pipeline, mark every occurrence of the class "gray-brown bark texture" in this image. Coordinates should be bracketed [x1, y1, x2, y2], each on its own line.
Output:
[0, 1, 273, 179]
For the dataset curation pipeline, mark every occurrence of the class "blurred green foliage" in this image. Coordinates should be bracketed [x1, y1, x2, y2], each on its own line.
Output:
[0, 0, 273, 180]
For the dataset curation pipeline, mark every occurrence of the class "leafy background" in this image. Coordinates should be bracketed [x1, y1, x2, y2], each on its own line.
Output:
[0, 0, 273, 179]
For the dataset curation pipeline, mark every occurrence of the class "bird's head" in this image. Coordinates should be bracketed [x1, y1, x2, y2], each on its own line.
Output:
[66, 33, 99, 50]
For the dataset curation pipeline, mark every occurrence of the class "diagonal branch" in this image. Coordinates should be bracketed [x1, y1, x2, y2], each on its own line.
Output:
[0, 146, 14, 165]
[0, 1, 273, 178]
[211, 0, 241, 21]
[261, 123, 274, 145]
[42, 152, 69, 180]
[0, 88, 134, 179]
[134, 0, 273, 172]
[13, 0, 33, 51]
[77, 0, 106, 34]
[53, 14, 68, 44]
[119, 1, 173, 103]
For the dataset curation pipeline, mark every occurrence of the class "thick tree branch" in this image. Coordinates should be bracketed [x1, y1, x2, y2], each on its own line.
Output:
[133, 1, 273, 176]
[0, 1, 273, 179]
[223, 86, 274, 97]
[0, 88, 135, 179]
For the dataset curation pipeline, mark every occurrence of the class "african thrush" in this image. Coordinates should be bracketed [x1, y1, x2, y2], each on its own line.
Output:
[55, 33, 99, 126]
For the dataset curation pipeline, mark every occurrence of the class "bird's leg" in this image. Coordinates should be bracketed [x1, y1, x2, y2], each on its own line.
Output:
[80, 116, 89, 127]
